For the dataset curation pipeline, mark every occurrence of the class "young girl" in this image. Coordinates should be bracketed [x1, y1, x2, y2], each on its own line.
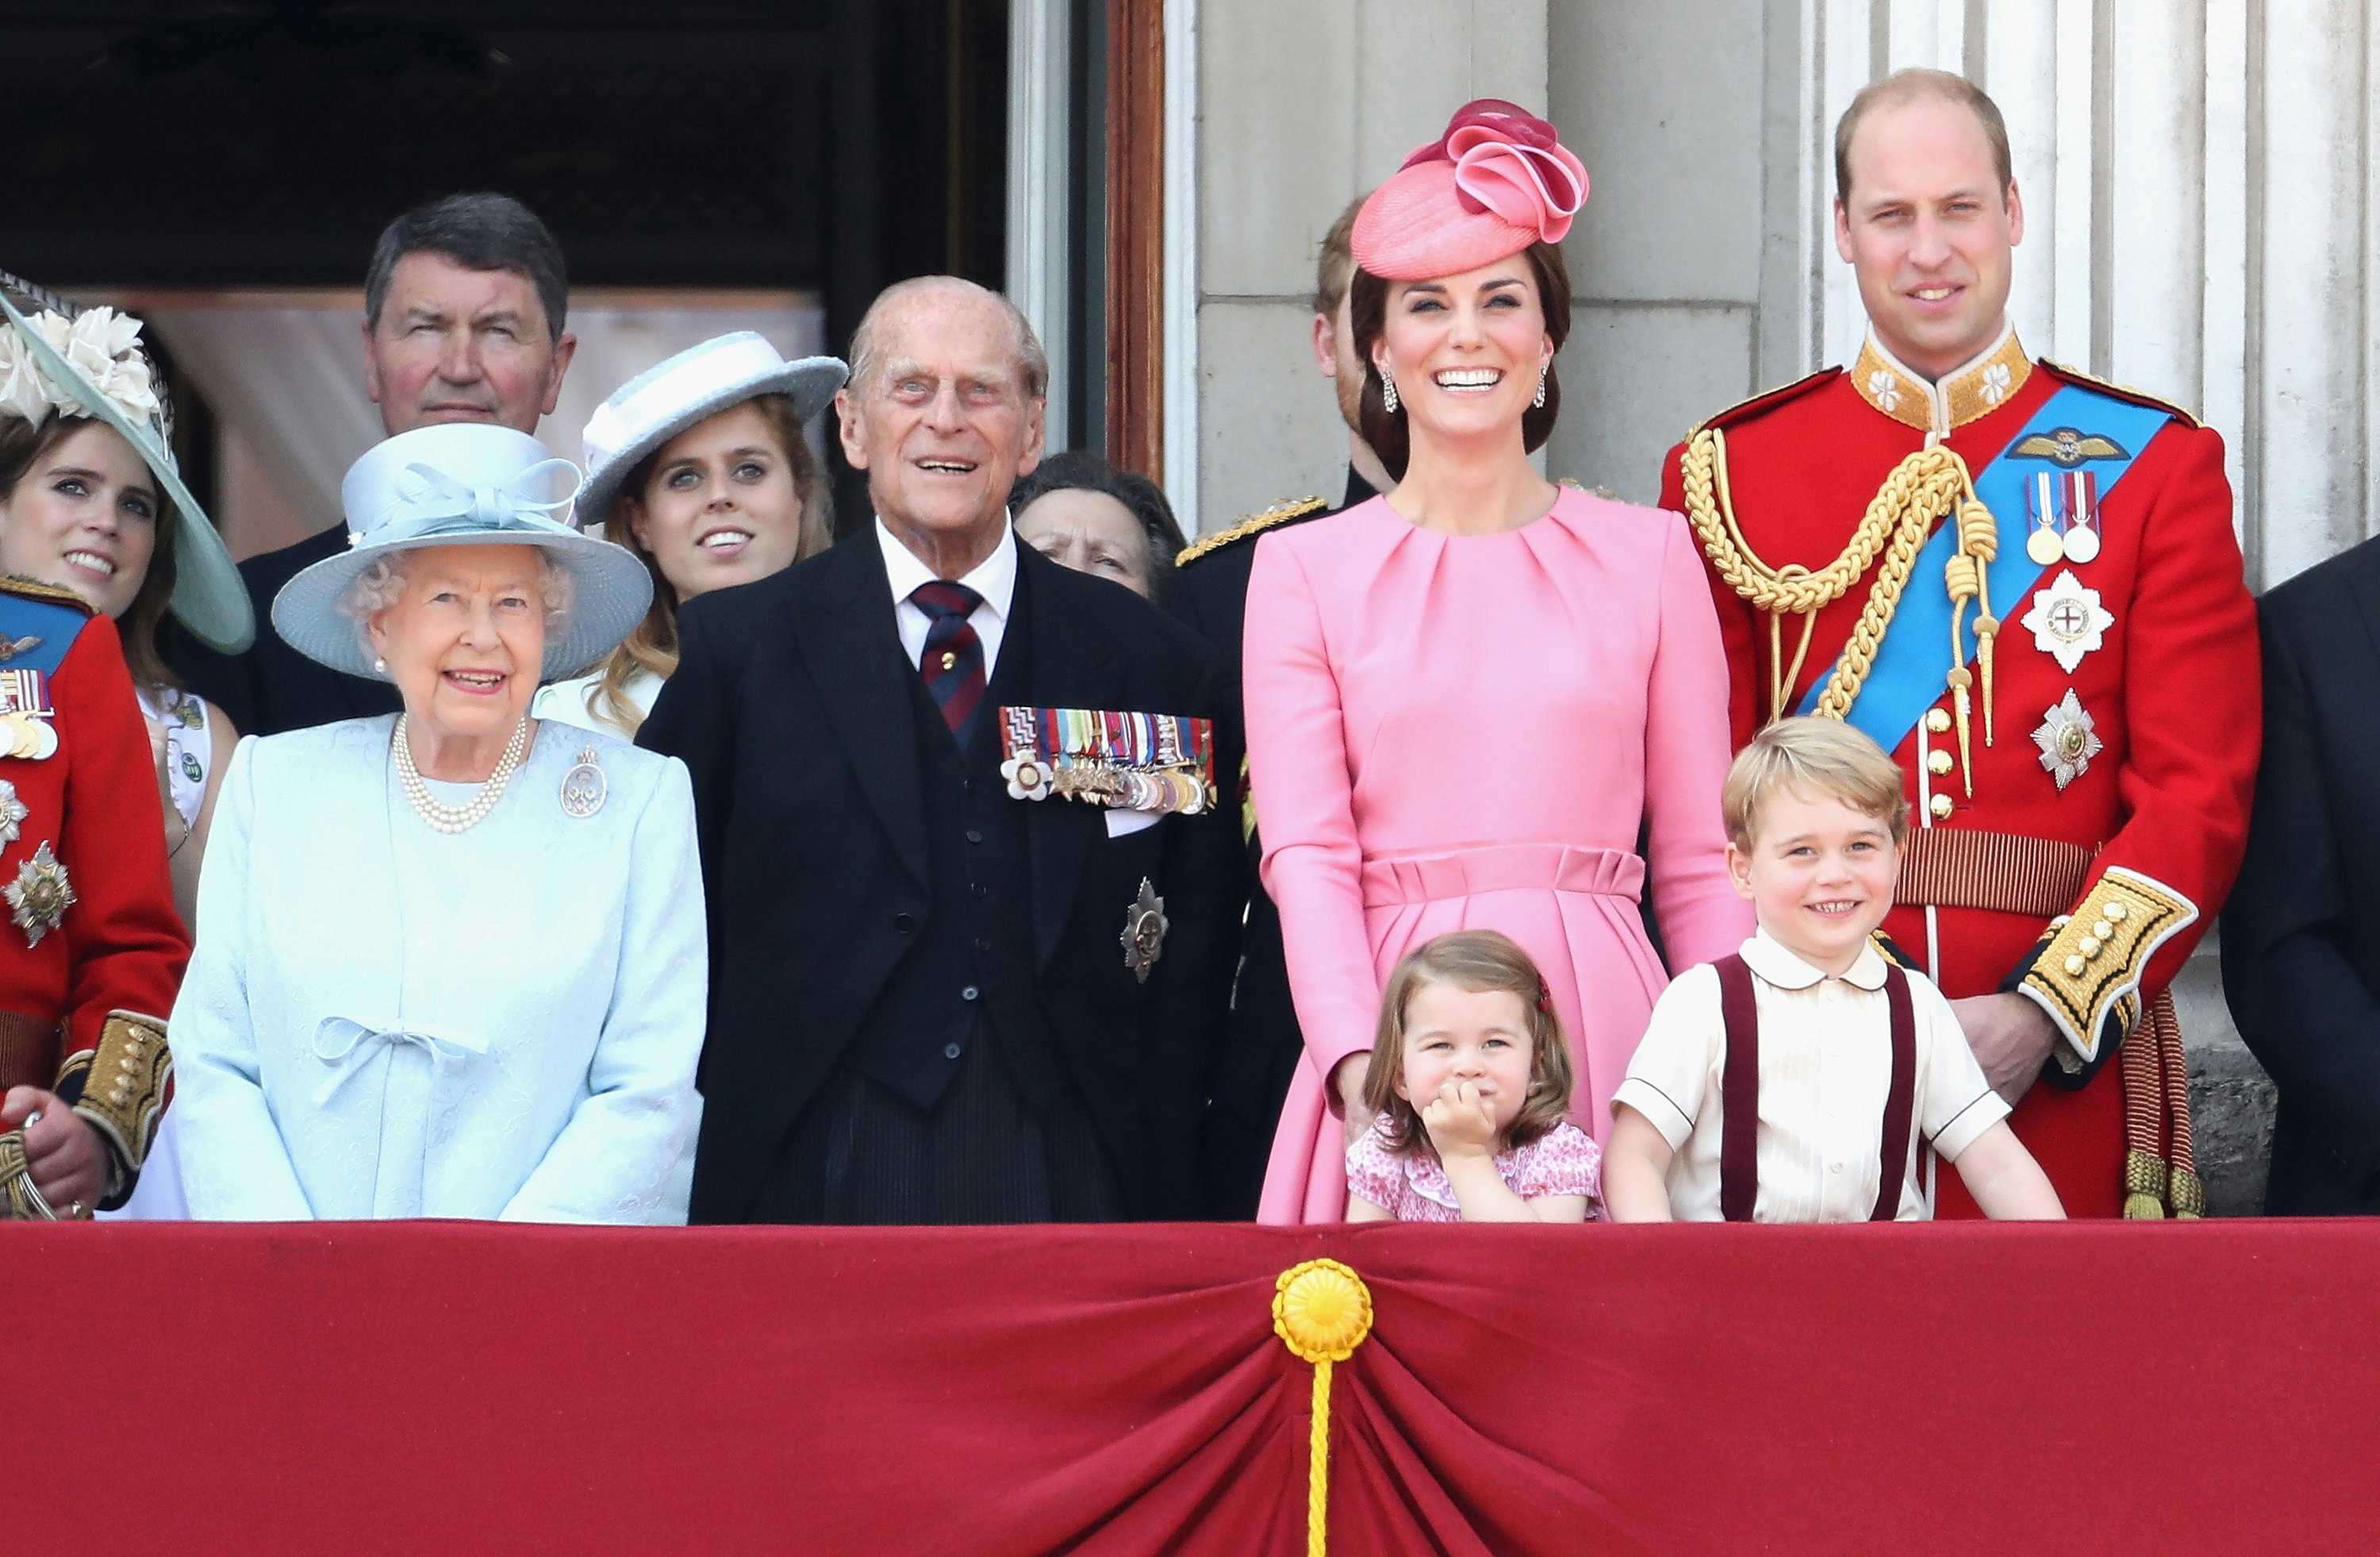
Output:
[1345, 931, 1600, 1223]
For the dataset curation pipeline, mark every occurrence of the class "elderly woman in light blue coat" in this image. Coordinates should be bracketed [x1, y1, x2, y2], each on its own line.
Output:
[171, 423, 704, 1222]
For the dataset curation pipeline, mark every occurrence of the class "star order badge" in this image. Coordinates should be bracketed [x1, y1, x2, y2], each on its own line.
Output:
[2033, 691, 2105, 792]
[6, 840, 75, 947]
[2021, 570, 2114, 675]
[0, 778, 23, 848]
[1120, 877, 1169, 984]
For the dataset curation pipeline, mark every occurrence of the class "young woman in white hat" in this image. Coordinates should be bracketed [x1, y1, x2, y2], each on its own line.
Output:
[170, 421, 708, 1223]
[536, 332, 846, 737]
[0, 274, 254, 932]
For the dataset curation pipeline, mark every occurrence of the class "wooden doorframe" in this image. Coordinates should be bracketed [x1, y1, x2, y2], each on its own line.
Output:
[1104, 0, 1166, 484]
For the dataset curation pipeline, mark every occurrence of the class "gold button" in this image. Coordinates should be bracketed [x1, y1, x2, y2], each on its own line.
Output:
[2106, 902, 2129, 922]
[1929, 794, 1954, 821]
[2091, 919, 2114, 940]
[939, 651, 958, 672]
[2077, 936, 2101, 957]
[1927, 751, 1954, 775]
[119, 1057, 137, 1073]
[1926, 709, 1953, 734]
[2064, 955, 2087, 977]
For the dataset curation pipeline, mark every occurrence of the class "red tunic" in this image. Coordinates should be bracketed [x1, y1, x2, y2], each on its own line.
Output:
[1660, 330, 2259, 1217]
[0, 579, 186, 1202]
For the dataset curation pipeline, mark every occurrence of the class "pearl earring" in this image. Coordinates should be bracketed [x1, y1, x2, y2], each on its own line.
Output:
[1381, 373, 1399, 415]
[374, 657, 387, 674]
[1534, 367, 1548, 409]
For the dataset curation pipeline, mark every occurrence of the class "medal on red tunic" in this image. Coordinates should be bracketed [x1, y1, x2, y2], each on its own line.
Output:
[997, 705, 1215, 815]
[5, 840, 73, 947]
[0, 669, 56, 760]
[0, 778, 22, 848]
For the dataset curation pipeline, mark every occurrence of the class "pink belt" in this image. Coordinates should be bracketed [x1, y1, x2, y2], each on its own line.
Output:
[1359, 843, 1644, 907]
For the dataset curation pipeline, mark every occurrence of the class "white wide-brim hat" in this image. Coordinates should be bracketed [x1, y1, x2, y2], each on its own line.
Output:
[0, 273, 255, 652]
[272, 424, 654, 682]
[578, 331, 847, 531]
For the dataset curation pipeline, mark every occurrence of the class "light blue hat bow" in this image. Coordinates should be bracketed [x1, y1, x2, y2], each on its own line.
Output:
[272, 423, 654, 683]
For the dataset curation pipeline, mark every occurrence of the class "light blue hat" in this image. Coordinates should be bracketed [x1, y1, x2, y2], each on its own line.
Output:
[271, 424, 654, 682]
[0, 271, 255, 652]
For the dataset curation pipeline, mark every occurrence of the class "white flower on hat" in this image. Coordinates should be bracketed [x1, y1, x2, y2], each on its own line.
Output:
[0, 329, 61, 424]
[2, 306, 159, 426]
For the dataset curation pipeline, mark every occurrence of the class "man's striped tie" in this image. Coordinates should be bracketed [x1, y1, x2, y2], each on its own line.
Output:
[909, 580, 987, 748]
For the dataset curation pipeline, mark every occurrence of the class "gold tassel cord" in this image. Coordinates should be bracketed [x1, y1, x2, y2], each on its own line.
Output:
[1273, 1259, 1374, 1557]
[1681, 429, 1999, 737]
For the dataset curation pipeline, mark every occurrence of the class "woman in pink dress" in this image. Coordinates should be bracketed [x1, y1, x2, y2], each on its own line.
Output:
[1247, 102, 1753, 1223]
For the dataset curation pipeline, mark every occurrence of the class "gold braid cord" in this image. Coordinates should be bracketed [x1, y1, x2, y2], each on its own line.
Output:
[1681, 427, 2000, 748]
[1274, 1259, 1374, 1557]
[0, 1129, 56, 1220]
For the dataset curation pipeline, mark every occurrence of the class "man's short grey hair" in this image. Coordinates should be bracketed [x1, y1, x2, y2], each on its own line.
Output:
[338, 548, 576, 657]
[845, 276, 1049, 402]
[363, 193, 570, 341]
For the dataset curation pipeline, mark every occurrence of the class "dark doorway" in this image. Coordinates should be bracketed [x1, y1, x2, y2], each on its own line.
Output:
[0, 0, 1012, 531]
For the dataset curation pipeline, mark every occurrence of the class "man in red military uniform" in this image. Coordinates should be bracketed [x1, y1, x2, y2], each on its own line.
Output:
[0, 575, 185, 1218]
[1660, 68, 2257, 1217]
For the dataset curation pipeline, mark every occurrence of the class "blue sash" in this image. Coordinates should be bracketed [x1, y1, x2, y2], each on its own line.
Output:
[0, 590, 89, 676]
[1795, 383, 2173, 753]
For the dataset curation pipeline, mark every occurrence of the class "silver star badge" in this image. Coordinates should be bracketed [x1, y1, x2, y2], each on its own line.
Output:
[6, 840, 75, 948]
[0, 778, 23, 848]
[2021, 570, 2114, 675]
[1120, 877, 1169, 984]
[2033, 691, 2104, 792]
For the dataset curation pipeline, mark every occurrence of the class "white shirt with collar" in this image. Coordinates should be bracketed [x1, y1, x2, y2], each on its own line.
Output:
[1612, 928, 2008, 1222]
[877, 515, 1018, 676]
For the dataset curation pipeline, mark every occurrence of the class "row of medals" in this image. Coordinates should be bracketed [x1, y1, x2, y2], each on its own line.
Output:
[1035, 757, 1212, 816]
[1, 710, 56, 761]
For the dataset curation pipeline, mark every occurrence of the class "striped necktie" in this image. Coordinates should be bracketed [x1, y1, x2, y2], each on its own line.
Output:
[909, 579, 987, 747]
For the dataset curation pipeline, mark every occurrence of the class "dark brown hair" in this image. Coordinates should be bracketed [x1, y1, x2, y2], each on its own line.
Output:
[1312, 193, 1368, 318]
[1833, 68, 2013, 206]
[1362, 928, 1576, 1159]
[1349, 240, 1572, 483]
[0, 414, 179, 692]
[589, 391, 832, 735]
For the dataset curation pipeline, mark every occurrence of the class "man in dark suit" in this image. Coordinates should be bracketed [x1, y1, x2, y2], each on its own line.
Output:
[1174, 194, 1387, 1217]
[643, 275, 1236, 1224]
[174, 193, 578, 734]
[2223, 539, 2380, 1213]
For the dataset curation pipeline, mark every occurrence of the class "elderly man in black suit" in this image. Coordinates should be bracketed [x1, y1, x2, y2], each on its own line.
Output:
[2223, 536, 2380, 1213]
[175, 193, 578, 734]
[643, 275, 1235, 1224]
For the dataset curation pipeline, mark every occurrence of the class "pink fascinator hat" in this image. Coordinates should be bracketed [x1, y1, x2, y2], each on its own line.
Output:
[1352, 100, 1588, 282]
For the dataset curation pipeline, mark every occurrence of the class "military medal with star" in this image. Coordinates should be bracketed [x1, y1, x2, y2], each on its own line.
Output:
[2033, 691, 2104, 791]
[1120, 878, 1168, 983]
[6, 840, 74, 947]
[2021, 570, 2114, 675]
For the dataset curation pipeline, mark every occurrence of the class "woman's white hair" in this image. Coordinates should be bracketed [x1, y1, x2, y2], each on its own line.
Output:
[337, 547, 576, 659]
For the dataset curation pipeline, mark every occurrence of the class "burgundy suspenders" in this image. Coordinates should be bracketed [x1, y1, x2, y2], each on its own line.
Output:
[1714, 953, 1918, 1222]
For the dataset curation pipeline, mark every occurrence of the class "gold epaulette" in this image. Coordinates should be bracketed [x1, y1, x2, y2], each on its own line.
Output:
[1685, 367, 1841, 440]
[1176, 495, 1328, 567]
[0, 574, 94, 614]
[2037, 359, 2202, 429]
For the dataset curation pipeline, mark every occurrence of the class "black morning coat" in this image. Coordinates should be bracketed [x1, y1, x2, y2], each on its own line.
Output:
[2222, 532, 2380, 1213]
[171, 523, 403, 736]
[641, 528, 1239, 1224]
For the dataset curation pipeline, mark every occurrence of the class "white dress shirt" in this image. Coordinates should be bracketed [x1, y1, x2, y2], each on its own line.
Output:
[877, 517, 1018, 676]
[1613, 930, 2008, 1222]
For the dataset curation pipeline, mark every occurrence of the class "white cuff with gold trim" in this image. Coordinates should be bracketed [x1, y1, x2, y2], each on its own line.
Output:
[2015, 868, 2196, 1066]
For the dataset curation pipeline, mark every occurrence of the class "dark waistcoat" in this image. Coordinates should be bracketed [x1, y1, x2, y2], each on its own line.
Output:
[841, 607, 1065, 1113]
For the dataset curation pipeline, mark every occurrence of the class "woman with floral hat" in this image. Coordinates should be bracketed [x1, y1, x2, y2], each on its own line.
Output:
[0, 276, 254, 932]
[1243, 102, 1752, 1222]
[169, 421, 706, 1222]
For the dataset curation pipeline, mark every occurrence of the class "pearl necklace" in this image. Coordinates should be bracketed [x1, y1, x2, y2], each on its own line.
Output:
[393, 715, 531, 835]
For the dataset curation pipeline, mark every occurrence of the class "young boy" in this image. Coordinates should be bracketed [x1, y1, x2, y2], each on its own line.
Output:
[1603, 718, 2064, 1222]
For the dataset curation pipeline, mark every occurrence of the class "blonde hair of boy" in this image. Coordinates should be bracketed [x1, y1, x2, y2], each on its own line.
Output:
[1361, 929, 1576, 1157]
[1722, 717, 1910, 851]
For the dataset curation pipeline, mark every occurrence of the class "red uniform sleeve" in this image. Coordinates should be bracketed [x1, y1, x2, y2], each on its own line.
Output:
[2009, 425, 2259, 1060]
[55, 615, 188, 1056]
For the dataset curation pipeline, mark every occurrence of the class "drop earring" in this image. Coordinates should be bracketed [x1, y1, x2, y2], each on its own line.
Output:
[374, 657, 387, 674]
[1534, 367, 1548, 409]
[1381, 373, 1399, 415]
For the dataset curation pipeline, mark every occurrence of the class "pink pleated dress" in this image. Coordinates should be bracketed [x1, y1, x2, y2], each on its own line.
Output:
[1245, 488, 1753, 1224]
